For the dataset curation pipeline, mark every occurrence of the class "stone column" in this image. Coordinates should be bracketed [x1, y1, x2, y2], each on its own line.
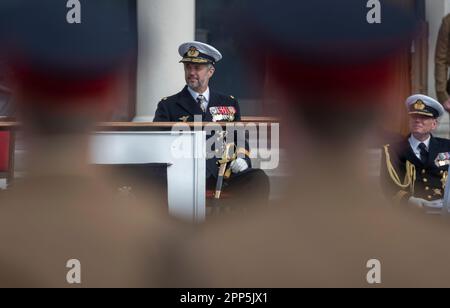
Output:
[134, 0, 195, 122]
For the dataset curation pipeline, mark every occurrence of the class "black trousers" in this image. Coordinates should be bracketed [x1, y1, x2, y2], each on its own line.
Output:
[206, 168, 270, 207]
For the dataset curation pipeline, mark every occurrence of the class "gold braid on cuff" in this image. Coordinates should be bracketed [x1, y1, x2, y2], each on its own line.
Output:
[236, 148, 251, 158]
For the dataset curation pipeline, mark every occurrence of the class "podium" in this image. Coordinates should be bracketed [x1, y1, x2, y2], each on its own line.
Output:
[90, 130, 206, 223]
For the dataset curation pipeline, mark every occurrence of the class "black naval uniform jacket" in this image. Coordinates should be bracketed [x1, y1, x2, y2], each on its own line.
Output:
[380, 135, 450, 204]
[153, 86, 252, 180]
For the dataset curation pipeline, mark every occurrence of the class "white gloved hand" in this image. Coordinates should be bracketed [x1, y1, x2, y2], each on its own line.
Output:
[408, 197, 426, 208]
[422, 199, 444, 209]
[408, 197, 444, 211]
[230, 158, 249, 174]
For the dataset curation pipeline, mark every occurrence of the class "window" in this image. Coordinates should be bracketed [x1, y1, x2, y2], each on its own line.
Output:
[196, 0, 267, 116]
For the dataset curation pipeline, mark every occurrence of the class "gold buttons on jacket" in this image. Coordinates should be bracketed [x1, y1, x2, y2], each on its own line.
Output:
[422, 169, 426, 174]
[423, 178, 428, 183]
[428, 195, 433, 200]
[425, 187, 430, 191]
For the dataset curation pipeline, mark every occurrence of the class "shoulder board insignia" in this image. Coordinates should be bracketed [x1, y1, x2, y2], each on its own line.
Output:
[230, 95, 235, 100]
[162, 97, 168, 101]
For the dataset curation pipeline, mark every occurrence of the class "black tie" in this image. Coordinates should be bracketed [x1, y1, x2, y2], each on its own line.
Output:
[418, 143, 428, 164]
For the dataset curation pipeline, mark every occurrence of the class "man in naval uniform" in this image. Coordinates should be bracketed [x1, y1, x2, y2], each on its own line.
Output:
[381, 94, 450, 210]
[153, 41, 269, 206]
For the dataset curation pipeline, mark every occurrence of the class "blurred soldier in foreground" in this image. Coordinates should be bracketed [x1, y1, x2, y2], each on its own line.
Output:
[184, 0, 450, 288]
[0, 0, 194, 287]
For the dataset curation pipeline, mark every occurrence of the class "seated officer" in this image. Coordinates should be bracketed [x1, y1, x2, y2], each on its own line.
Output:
[381, 94, 450, 210]
[153, 41, 269, 206]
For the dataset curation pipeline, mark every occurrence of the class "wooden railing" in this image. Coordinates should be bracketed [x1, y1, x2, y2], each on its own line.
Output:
[0, 117, 279, 131]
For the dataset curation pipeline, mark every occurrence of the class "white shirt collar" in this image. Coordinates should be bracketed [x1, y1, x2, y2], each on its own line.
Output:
[409, 134, 431, 153]
[187, 86, 210, 103]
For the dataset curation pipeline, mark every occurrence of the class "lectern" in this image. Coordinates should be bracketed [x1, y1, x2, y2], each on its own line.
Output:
[90, 129, 206, 223]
